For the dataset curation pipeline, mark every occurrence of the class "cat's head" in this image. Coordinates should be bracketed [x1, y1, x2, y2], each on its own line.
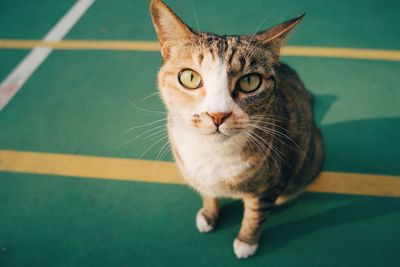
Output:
[150, 0, 303, 138]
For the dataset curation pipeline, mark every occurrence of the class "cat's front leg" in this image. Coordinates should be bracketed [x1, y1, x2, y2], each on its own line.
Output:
[234, 195, 276, 259]
[196, 194, 219, 233]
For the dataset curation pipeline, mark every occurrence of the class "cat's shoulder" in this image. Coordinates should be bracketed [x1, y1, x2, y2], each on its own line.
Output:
[275, 62, 312, 102]
[275, 63, 300, 80]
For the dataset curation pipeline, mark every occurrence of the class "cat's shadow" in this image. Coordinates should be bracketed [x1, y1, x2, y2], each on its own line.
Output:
[216, 194, 400, 256]
[313, 94, 338, 125]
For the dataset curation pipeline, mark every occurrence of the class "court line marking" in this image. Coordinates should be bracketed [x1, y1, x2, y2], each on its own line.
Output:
[0, 39, 400, 61]
[0, 150, 399, 198]
[0, 0, 95, 111]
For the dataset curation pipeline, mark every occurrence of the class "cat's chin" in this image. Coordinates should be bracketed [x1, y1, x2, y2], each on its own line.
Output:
[211, 131, 230, 138]
[201, 130, 227, 137]
[202, 130, 239, 140]
[193, 128, 229, 138]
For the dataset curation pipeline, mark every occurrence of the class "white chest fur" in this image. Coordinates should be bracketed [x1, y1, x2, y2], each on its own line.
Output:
[170, 123, 250, 197]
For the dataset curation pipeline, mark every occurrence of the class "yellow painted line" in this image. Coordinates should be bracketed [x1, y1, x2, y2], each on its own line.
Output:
[1, 39, 400, 61]
[0, 150, 182, 185]
[282, 46, 400, 61]
[0, 40, 160, 51]
[306, 172, 400, 197]
[1, 150, 400, 197]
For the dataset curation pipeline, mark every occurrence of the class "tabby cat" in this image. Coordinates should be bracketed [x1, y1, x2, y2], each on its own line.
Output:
[150, 0, 324, 258]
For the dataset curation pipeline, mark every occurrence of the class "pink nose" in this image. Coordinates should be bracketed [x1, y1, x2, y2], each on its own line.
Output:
[206, 112, 232, 126]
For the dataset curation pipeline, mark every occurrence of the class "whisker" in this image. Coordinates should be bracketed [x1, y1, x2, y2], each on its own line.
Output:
[245, 130, 279, 170]
[156, 138, 170, 161]
[249, 124, 300, 154]
[119, 118, 167, 136]
[250, 128, 283, 159]
[138, 135, 169, 160]
[151, 138, 171, 177]
[249, 122, 302, 152]
[145, 128, 167, 140]
[128, 99, 166, 115]
[158, 141, 171, 162]
[250, 114, 290, 121]
[244, 37, 266, 62]
[251, 115, 292, 125]
[140, 91, 160, 103]
[115, 124, 166, 148]
[244, 131, 265, 156]
[268, 143, 287, 169]
[243, 11, 273, 61]
[190, 0, 201, 32]
[245, 130, 270, 157]
[251, 120, 292, 135]
[252, 118, 290, 125]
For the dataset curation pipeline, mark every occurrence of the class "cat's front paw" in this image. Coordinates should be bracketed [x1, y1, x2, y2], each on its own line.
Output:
[196, 210, 214, 233]
[233, 238, 258, 259]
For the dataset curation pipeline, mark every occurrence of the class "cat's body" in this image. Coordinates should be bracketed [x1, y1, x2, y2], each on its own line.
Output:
[150, 0, 324, 259]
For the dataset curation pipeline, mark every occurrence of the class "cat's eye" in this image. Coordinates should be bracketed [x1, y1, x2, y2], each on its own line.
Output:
[178, 69, 202, 89]
[237, 73, 261, 93]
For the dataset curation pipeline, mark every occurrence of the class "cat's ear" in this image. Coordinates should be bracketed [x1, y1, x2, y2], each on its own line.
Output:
[255, 14, 305, 61]
[150, 0, 195, 58]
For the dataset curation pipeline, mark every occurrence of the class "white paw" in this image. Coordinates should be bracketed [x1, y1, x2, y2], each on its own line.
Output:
[233, 238, 258, 259]
[196, 210, 213, 233]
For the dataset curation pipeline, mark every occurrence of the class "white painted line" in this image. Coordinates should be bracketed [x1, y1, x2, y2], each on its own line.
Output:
[0, 0, 95, 111]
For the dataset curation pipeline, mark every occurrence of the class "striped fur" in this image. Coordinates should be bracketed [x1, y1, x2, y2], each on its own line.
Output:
[150, 0, 323, 259]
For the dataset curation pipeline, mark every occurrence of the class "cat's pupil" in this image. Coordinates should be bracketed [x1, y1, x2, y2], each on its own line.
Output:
[190, 73, 194, 81]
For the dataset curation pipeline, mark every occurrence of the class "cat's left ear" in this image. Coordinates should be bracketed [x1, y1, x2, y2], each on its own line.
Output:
[150, 0, 196, 59]
[255, 14, 305, 62]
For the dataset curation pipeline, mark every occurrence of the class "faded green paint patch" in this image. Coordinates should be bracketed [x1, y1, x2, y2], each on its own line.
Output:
[0, 0, 75, 39]
[0, 50, 29, 81]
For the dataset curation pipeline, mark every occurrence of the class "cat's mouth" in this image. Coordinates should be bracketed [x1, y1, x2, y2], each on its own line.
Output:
[208, 127, 234, 137]
[200, 127, 228, 137]
[207, 129, 225, 136]
[214, 128, 225, 135]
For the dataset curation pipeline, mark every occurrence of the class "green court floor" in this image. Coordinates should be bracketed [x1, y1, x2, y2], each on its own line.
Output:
[0, 0, 399, 266]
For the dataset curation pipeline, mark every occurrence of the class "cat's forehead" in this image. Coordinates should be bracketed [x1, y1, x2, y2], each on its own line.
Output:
[165, 31, 275, 76]
[180, 33, 274, 74]
[198, 33, 249, 57]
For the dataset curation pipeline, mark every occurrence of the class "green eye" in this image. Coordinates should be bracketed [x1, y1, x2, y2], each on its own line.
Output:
[178, 69, 202, 89]
[238, 73, 261, 92]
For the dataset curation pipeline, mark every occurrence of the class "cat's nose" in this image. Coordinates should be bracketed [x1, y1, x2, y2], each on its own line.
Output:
[206, 112, 232, 126]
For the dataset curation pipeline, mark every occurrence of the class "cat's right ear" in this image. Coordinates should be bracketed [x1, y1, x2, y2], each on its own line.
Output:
[150, 0, 195, 59]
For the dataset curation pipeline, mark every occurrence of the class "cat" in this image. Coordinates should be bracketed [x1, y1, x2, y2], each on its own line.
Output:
[150, 0, 324, 259]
